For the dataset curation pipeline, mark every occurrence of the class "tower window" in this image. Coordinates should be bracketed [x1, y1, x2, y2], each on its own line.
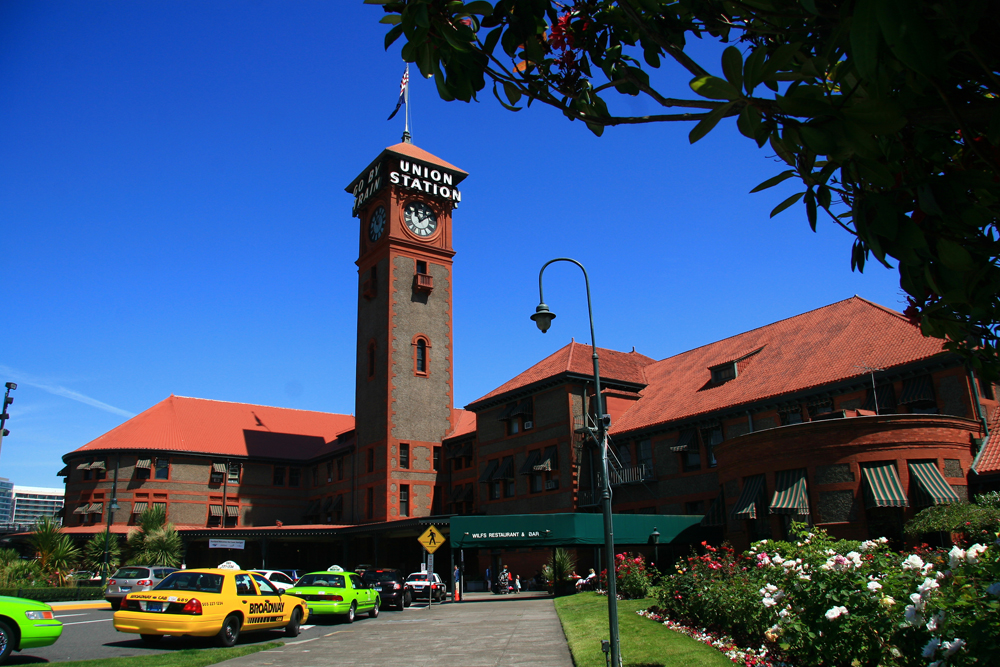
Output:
[413, 336, 430, 376]
[416, 260, 427, 274]
[400, 484, 410, 517]
[363, 266, 377, 300]
[400, 443, 410, 469]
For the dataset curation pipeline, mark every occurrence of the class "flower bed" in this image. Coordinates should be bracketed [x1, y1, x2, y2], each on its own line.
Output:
[637, 607, 790, 667]
[652, 525, 1000, 666]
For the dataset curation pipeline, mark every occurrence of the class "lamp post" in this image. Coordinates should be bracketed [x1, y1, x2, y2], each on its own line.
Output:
[0, 382, 16, 464]
[531, 257, 620, 667]
[651, 527, 660, 571]
[101, 457, 120, 586]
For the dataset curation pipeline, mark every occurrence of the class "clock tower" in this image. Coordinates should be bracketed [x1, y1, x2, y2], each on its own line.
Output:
[345, 142, 468, 523]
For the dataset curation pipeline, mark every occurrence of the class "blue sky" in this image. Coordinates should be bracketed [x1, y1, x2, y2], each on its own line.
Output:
[0, 2, 904, 488]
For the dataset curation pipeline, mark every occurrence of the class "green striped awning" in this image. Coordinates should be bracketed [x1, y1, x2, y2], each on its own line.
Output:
[73, 504, 89, 514]
[670, 429, 697, 453]
[492, 456, 515, 480]
[770, 469, 810, 514]
[478, 460, 499, 483]
[862, 463, 908, 508]
[88, 502, 104, 514]
[731, 474, 765, 520]
[701, 493, 726, 527]
[909, 461, 961, 506]
[212, 462, 227, 473]
[209, 505, 223, 517]
[226, 505, 239, 517]
[132, 502, 148, 514]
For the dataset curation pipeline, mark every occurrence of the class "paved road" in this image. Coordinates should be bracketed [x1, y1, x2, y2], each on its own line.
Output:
[220, 592, 573, 667]
[6, 602, 387, 664]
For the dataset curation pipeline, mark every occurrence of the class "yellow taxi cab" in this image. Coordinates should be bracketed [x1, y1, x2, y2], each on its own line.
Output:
[112, 562, 309, 647]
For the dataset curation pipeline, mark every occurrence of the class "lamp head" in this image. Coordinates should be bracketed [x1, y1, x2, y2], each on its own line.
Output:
[5, 383, 15, 391]
[110, 500, 120, 511]
[651, 527, 660, 544]
[530, 303, 556, 333]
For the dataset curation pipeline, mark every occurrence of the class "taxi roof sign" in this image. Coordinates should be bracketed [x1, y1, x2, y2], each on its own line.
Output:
[218, 560, 240, 570]
[327, 565, 345, 572]
[417, 525, 445, 553]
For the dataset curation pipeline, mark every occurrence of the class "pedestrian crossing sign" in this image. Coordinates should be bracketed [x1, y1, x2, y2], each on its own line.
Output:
[417, 525, 445, 553]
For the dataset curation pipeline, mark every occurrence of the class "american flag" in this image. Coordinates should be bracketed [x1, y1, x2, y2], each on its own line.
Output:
[387, 66, 409, 121]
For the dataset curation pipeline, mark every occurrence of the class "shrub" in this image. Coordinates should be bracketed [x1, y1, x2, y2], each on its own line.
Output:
[600, 552, 657, 600]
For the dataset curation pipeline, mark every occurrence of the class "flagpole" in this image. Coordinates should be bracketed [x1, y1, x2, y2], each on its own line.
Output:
[403, 63, 411, 143]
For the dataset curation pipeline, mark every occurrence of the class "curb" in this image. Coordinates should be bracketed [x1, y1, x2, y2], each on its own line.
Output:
[49, 601, 112, 611]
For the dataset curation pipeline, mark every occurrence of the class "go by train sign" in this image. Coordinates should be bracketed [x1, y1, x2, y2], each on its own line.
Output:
[347, 145, 468, 217]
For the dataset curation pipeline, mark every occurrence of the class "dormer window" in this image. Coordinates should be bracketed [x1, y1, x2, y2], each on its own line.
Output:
[710, 362, 737, 384]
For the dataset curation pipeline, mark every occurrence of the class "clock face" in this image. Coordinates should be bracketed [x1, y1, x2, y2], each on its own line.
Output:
[368, 206, 386, 242]
[404, 202, 438, 238]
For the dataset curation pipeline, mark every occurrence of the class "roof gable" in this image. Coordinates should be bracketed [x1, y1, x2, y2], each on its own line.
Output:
[69, 395, 354, 461]
[468, 341, 656, 408]
[612, 297, 948, 433]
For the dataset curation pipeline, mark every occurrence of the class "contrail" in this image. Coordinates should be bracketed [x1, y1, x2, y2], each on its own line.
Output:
[0, 366, 135, 418]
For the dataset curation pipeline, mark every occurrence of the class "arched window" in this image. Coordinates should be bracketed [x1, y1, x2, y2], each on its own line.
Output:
[367, 341, 376, 379]
[413, 336, 430, 376]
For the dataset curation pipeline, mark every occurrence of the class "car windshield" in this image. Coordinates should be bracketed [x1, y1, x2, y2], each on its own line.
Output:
[363, 571, 400, 583]
[113, 567, 150, 579]
[295, 573, 346, 588]
[407, 574, 430, 582]
[154, 571, 224, 594]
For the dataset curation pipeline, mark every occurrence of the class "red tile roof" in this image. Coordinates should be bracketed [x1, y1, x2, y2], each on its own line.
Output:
[972, 406, 1000, 474]
[67, 395, 354, 462]
[384, 142, 467, 175]
[612, 297, 948, 434]
[447, 409, 477, 439]
[468, 341, 657, 407]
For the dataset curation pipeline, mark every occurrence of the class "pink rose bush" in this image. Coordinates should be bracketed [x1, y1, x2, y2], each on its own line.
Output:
[646, 525, 1000, 665]
[599, 552, 657, 599]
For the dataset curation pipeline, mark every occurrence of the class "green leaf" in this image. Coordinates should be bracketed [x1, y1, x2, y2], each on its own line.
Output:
[744, 48, 766, 93]
[750, 170, 796, 193]
[502, 81, 521, 105]
[363, 0, 389, 4]
[770, 192, 805, 218]
[849, 0, 881, 82]
[491, 82, 522, 111]
[721, 47, 743, 92]
[384, 24, 404, 50]
[937, 238, 974, 271]
[875, 0, 944, 77]
[689, 75, 741, 101]
[770, 136, 796, 167]
[805, 189, 818, 231]
[841, 100, 906, 133]
[482, 26, 502, 54]
[463, 1, 494, 15]
[688, 102, 734, 144]
[379, 15, 402, 25]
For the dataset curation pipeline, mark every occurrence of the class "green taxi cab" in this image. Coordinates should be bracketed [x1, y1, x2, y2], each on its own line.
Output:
[285, 566, 380, 623]
[113, 565, 308, 646]
[0, 595, 63, 664]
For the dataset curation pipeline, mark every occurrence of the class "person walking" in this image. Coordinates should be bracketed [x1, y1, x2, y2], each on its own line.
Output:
[453, 565, 461, 601]
[485, 566, 491, 593]
[514, 574, 521, 594]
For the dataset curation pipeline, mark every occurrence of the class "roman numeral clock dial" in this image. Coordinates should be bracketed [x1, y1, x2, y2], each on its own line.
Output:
[403, 201, 437, 237]
[368, 205, 386, 242]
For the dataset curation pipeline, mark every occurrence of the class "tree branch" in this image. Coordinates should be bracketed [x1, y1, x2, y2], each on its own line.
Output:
[617, 0, 710, 79]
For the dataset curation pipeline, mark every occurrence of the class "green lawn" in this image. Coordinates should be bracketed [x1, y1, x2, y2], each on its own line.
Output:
[38, 642, 282, 667]
[554, 594, 732, 667]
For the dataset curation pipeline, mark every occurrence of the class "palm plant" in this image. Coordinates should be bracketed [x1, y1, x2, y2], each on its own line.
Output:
[126, 506, 183, 567]
[28, 517, 80, 585]
[83, 528, 121, 579]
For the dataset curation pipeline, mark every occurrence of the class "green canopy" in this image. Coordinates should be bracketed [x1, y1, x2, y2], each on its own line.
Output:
[449, 513, 705, 549]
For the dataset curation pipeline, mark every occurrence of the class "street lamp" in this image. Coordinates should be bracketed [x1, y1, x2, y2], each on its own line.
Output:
[0, 382, 16, 464]
[650, 527, 660, 571]
[101, 457, 120, 585]
[531, 257, 621, 667]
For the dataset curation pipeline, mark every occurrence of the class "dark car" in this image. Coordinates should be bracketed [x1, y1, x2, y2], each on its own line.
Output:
[104, 565, 178, 610]
[361, 568, 411, 610]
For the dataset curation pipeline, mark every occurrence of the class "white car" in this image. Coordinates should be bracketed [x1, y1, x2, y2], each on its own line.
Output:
[405, 572, 446, 602]
[250, 570, 297, 591]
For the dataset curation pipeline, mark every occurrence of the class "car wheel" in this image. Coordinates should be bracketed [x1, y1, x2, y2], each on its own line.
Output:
[108, 599, 122, 611]
[285, 607, 302, 637]
[216, 614, 241, 647]
[403, 591, 411, 608]
[369, 599, 379, 619]
[0, 620, 14, 664]
[345, 602, 356, 624]
[140, 634, 163, 644]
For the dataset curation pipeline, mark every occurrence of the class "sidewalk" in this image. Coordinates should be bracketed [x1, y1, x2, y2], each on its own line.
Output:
[221, 591, 573, 667]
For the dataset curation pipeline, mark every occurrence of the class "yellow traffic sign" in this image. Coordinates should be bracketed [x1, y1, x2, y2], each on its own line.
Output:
[417, 525, 445, 553]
